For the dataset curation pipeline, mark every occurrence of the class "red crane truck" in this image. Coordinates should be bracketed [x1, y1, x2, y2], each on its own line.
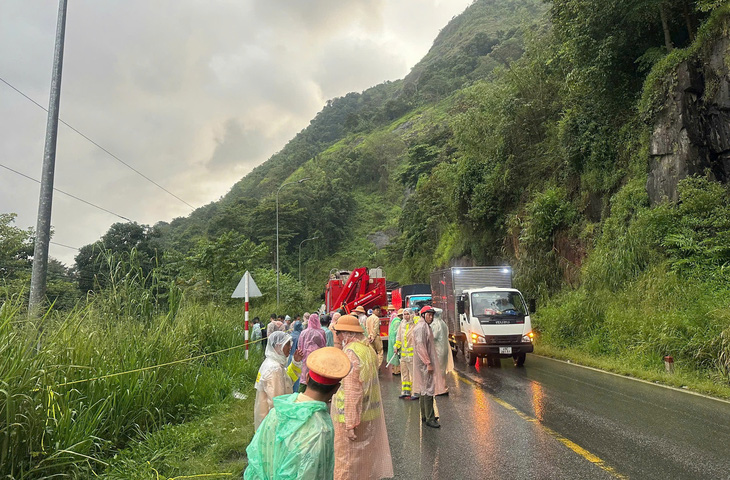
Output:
[324, 267, 389, 339]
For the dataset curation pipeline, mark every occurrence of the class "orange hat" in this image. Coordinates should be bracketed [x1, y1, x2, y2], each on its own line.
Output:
[307, 347, 352, 384]
[332, 315, 364, 333]
[397, 308, 404, 315]
[352, 305, 367, 314]
[387, 304, 396, 311]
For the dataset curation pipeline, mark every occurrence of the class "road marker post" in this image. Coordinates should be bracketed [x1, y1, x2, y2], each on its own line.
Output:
[232, 271, 263, 360]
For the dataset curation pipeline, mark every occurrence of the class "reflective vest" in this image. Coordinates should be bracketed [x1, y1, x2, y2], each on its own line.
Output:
[394, 322, 414, 359]
[334, 340, 382, 424]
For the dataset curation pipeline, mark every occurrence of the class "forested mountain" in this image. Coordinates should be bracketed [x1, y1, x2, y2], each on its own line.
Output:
[8, 0, 726, 378]
[152, 0, 549, 282]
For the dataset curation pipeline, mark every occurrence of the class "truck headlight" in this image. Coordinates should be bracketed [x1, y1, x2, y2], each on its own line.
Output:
[471, 332, 486, 344]
[522, 332, 535, 343]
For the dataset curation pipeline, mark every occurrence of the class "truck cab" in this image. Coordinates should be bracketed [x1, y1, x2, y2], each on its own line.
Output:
[405, 294, 431, 312]
[458, 287, 534, 367]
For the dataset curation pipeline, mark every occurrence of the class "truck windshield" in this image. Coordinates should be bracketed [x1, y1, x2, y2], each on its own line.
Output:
[407, 296, 432, 312]
[470, 291, 526, 320]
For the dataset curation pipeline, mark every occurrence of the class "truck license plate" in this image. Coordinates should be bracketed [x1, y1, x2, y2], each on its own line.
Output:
[499, 347, 512, 354]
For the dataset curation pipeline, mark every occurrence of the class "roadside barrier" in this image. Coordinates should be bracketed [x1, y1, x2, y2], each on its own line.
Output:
[56, 337, 266, 387]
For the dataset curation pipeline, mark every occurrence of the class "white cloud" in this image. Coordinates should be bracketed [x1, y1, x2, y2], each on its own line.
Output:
[0, 0, 472, 265]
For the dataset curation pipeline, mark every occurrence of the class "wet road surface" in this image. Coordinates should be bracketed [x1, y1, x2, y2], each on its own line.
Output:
[378, 354, 730, 479]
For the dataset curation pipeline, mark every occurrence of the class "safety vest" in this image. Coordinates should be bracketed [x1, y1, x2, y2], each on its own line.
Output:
[334, 340, 382, 424]
[393, 322, 414, 359]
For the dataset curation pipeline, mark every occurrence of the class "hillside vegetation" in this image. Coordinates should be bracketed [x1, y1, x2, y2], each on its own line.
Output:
[3, 0, 730, 477]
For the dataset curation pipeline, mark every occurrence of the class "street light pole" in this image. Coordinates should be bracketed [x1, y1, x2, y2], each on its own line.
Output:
[276, 177, 309, 309]
[299, 236, 321, 283]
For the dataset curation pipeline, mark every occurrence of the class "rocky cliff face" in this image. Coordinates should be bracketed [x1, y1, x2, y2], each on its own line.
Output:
[648, 37, 730, 203]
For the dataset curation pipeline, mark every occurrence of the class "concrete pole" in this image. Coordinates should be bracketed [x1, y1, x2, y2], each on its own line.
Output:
[29, 0, 68, 317]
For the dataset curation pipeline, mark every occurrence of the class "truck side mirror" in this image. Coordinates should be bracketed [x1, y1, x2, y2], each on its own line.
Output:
[457, 298, 465, 315]
[528, 299, 536, 314]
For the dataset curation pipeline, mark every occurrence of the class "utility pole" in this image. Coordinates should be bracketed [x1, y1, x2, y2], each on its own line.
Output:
[29, 0, 68, 316]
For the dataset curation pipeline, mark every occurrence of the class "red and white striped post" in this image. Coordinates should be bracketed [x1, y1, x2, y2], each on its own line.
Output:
[244, 271, 250, 360]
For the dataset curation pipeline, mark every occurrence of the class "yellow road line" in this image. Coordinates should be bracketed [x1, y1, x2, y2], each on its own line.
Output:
[457, 374, 628, 479]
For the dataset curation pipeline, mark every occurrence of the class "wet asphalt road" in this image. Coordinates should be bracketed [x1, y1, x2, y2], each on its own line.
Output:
[378, 354, 730, 480]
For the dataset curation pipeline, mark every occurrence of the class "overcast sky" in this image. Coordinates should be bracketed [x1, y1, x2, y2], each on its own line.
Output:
[0, 0, 473, 266]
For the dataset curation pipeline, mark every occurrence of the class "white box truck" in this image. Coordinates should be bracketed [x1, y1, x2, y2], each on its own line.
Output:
[430, 266, 534, 367]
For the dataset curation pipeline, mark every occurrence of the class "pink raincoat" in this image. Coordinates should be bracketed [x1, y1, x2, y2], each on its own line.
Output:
[410, 319, 447, 396]
[332, 332, 393, 480]
[298, 313, 327, 385]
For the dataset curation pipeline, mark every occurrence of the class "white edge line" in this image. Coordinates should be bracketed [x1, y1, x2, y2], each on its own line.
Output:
[533, 354, 730, 405]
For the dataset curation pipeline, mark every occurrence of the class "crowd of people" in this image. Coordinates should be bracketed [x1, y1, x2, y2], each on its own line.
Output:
[244, 304, 454, 480]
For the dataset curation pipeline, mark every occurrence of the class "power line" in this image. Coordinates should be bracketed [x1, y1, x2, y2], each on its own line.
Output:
[0, 162, 132, 222]
[0, 75, 196, 211]
[50, 241, 79, 250]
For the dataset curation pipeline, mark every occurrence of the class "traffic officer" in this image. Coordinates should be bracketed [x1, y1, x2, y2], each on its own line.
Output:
[332, 315, 394, 479]
[394, 308, 416, 398]
[411, 305, 446, 428]
[244, 347, 352, 479]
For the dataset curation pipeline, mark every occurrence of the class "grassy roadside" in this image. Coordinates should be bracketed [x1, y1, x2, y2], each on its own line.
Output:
[100, 388, 256, 479]
[534, 343, 730, 401]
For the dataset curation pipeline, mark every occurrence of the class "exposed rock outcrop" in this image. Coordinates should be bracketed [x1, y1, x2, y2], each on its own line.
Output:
[648, 37, 730, 203]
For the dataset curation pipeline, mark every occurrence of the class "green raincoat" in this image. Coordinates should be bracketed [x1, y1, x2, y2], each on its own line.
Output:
[244, 393, 335, 480]
[386, 315, 401, 367]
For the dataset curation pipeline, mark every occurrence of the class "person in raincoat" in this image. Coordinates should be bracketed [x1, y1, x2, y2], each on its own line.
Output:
[321, 314, 335, 347]
[411, 306, 446, 428]
[430, 308, 454, 394]
[332, 315, 394, 480]
[289, 321, 305, 392]
[386, 309, 402, 375]
[352, 306, 368, 331]
[365, 305, 384, 367]
[251, 317, 262, 350]
[266, 314, 278, 337]
[297, 313, 327, 393]
[394, 308, 416, 398]
[244, 347, 352, 480]
[253, 331, 304, 430]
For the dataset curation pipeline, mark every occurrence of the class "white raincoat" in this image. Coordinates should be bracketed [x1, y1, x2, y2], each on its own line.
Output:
[253, 331, 302, 430]
[430, 314, 454, 377]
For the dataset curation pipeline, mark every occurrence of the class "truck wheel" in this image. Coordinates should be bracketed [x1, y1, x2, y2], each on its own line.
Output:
[513, 353, 526, 367]
[464, 346, 477, 366]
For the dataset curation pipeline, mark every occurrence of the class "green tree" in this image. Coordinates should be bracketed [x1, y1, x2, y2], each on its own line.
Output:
[75, 222, 159, 293]
[184, 231, 269, 302]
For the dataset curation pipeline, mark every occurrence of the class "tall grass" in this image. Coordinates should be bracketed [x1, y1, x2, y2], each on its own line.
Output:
[0, 253, 268, 478]
[537, 263, 730, 380]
